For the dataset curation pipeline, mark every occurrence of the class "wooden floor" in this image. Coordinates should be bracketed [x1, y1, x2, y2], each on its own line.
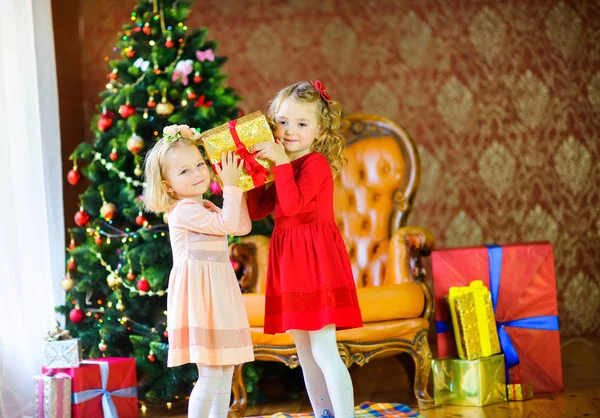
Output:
[144, 337, 600, 417]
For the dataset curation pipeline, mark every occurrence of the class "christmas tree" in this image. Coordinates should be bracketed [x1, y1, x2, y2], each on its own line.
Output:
[58, 0, 271, 406]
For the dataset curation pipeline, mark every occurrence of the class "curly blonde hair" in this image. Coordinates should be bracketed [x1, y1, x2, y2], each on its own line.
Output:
[268, 81, 346, 177]
[142, 125, 205, 213]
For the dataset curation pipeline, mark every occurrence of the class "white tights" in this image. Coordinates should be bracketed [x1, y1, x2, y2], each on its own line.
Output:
[188, 364, 234, 418]
[290, 325, 355, 418]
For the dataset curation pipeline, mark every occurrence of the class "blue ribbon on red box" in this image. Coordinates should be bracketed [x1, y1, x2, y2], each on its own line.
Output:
[72, 360, 137, 418]
[436, 245, 560, 372]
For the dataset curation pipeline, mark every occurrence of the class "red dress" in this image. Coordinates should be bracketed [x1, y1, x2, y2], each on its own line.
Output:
[247, 152, 363, 334]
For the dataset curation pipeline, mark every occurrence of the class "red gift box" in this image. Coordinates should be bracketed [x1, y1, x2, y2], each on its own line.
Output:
[432, 242, 563, 393]
[44, 357, 138, 418]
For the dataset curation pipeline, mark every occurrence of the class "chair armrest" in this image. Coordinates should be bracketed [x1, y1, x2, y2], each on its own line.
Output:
[229, 235, 271, 294]
[387, 226, 436, 321]
[229, 241, 258, 293]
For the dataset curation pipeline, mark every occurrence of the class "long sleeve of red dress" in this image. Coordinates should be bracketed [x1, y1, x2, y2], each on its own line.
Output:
[271, 156, 327, 217]
[247, 183, 277, 220]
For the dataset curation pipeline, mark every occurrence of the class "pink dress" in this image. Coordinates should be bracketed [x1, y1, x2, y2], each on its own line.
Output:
[166, 186, 255, 367]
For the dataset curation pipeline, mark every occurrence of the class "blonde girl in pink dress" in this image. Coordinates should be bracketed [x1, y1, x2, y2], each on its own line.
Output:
[143, 124, 254, 418]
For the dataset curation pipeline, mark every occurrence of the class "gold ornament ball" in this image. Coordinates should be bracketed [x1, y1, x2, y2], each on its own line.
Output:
[62, 276, 76, 291]
[156, 101, 174, 116]
[127, 134, 145, 154]
[98, 340, 108, 352]
[106, 274, 118, 288]
[116, 300, 125, 311]
[100, 202, 117, 220]
[134, 165, 143, 177]
[163, 212, 169, 224]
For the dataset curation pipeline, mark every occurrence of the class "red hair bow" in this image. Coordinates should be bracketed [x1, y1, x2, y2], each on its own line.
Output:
[310, 80, 332, 103]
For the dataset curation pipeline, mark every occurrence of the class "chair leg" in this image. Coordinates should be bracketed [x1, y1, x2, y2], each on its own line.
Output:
[229, 363, 247, 415]
[396, 352, 416, 389]
[410, 331, 435, 410]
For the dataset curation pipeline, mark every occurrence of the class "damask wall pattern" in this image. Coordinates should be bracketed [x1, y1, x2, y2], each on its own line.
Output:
[79, 0, 600, 336]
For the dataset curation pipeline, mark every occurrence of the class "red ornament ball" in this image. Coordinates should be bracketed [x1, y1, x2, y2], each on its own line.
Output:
[119, 104, 136, 119]
[69, 239, 76, 250]
[136, 278, 150, 292]
[135, 214, 147, 226]
[126, 270, 136, 281]
[68, 258, 77, 270]
[163, 330, 169, 338]
[74, 210, 90, 227]
[67, 169, 81, 186]
[97, 112, 114, 132]
[147, 98, 156, 108]
[109, 150, 118, 161]
[69, 308, 85, 324]
[143, 24, 151, 35]
[95, 235, 103, 245]
[230, 260, 241, 272]
[210, 180, 222, 196]
[126, 49, 135, 58]
[108, 72, 118, 80]
[165, 37, 174, 48]
[187, 90, 197, 100]
[147, 352, 156, 362]
[193, 73, 202, 83]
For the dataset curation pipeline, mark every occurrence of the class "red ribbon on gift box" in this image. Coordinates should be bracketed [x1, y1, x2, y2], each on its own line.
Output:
[212, 119, 269, 188]
[509, 366, 532, 400]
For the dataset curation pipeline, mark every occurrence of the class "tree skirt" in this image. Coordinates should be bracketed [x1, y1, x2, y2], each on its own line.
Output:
[251, 402, 421, 417]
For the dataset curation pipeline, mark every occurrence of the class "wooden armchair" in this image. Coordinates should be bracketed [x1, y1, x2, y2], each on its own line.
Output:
[229, 114, 436, 413]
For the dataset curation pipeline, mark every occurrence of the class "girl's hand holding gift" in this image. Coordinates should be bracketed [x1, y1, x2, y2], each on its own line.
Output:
[215, 150, 245, 186]
[252, 139, 289, 166]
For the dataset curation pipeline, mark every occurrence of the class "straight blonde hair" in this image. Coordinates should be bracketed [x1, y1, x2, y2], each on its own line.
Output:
[142, 137, 200, 213]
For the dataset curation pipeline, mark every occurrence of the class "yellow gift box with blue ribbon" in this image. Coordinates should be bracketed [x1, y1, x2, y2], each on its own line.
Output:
[448, 280, 501, 360]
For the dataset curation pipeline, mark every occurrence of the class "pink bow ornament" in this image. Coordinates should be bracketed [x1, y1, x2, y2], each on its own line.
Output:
[196, 49, 215, 62]
[172, 59, 194, 86]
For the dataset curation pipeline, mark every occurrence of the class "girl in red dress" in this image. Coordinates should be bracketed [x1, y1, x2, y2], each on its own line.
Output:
[248, 81, 362, 418]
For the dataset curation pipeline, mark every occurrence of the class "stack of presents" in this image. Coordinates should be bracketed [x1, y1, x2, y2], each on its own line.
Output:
[34, 327, 138, 418]
[431, 242, 563, 406]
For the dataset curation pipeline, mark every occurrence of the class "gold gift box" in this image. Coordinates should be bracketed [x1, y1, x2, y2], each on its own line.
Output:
[200, 111, 275, 192]
[448, 280, 501, 360]
[433, 354, 507, 406]
[507, 381, 534, 401]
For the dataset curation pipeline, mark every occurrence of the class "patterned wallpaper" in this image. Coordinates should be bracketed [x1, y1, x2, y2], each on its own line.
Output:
[78, 0, 600, 336]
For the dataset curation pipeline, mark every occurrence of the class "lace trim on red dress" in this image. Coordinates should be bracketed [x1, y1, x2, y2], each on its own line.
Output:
[265, 286, 358, 315]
